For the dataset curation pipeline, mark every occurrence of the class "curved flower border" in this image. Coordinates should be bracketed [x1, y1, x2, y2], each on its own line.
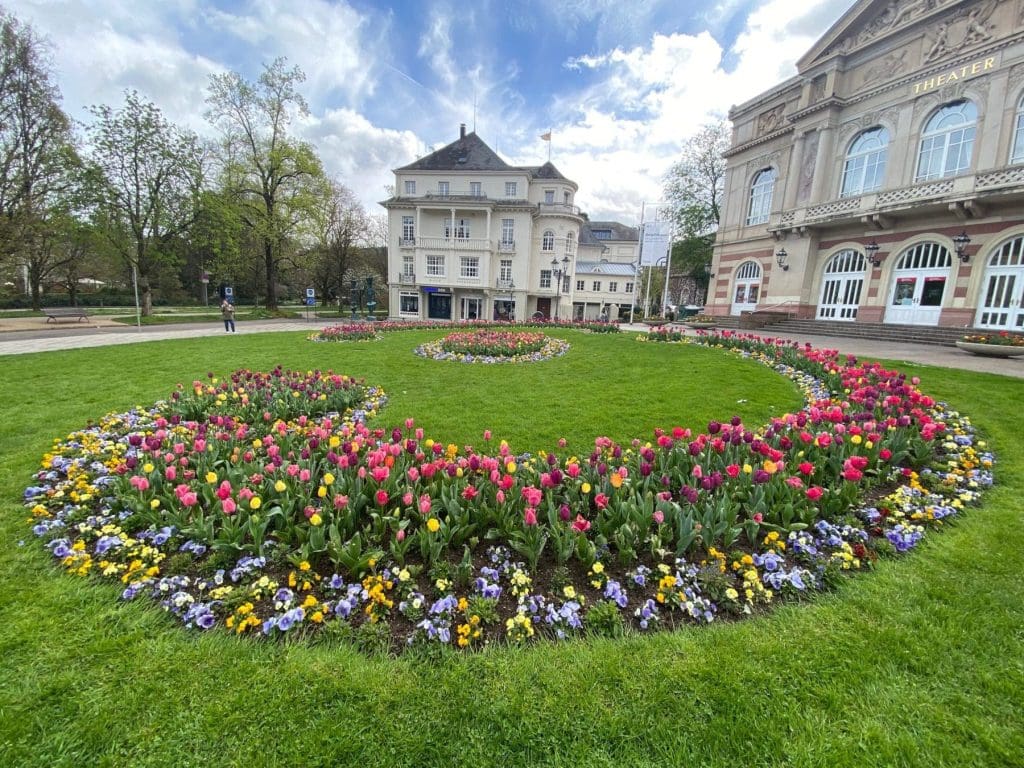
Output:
[414, 334, 570, 364]
[23, 333, 994, 652]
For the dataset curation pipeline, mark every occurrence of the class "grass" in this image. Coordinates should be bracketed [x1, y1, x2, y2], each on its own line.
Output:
[0, 330, 1022, 767]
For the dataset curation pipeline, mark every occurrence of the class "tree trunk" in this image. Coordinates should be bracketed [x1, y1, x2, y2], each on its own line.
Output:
[264, 237, 277, 310]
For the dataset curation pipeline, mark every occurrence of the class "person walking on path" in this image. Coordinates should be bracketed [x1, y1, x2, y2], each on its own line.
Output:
[220, 299, 236, 332]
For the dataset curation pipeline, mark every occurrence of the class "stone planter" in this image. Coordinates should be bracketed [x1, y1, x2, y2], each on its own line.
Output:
[955, 340, 1024, 358]
[684, 321, 717, 330]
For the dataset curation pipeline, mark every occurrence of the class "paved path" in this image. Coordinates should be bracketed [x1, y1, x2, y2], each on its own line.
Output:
[0, 316, 1021, 378]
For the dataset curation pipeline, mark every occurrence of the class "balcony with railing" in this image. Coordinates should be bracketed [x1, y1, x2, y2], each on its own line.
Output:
[768, 166, 1024, 234]
[536, 202, 582, 217]
[397, 272, 416, 284]
[417, 236, 493, 251]
[495, 278, 515, 291]
[498, 240, 516, 253]
[399, 237, 416, 248]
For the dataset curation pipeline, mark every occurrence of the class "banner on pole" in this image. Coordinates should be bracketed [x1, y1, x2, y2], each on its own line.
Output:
[640, 219, 671, 266]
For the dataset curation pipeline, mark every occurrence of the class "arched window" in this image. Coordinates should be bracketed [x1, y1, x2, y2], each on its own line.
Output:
[841, 127, 889, 197]
[542, 230, 555, 251]
[746, 168, 776, 226]
[817, 249, 866, 321]
[916, 100, 977, 181]
[565, 231, 575, 254]
[1012, 95, 1024, 165]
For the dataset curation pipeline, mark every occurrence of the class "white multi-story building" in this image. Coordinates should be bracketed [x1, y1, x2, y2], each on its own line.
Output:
[382, 125, 637, 321]
[572, 221, 639, 320]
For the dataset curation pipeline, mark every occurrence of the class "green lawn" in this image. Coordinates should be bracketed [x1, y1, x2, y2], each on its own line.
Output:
[0, 329, 1021, 767]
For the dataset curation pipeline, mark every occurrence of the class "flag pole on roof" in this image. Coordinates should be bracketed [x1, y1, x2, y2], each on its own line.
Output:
[540, 129, 552, 162]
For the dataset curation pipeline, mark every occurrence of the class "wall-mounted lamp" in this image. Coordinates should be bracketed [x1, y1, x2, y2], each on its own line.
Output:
[775, 248, 789, 271]
[703, 263, 713, 277]
[865, 240, 881, 267]
[953, 230, 971, 263]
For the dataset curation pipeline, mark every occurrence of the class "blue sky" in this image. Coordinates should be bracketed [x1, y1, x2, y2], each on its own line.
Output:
[7, 0, 852, 224]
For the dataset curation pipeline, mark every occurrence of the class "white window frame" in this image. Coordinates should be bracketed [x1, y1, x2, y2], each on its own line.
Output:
[438, 181, 450, 196]
[542, 230, 555, 251]
[539, 270, 552, 289]
[746, 168, 776, 226]
[445, 218, 469, 240]
[505, 181, 517, 197]
[609, 281, 618, 292]
[499, 259, 512, 282]
[404, 180, 416, 195]
[1012, 95, 1024, 165]
[501, 218, 514, 246]
[841, 127, 889, 197]
[470, 182, 482, 197]
[915, 100, 977, 182]
[565, 231, 575, 254]
[576, 279, 585, 291]
[460, 256, 480, 279]
[401, 216, 414, 242]
[426, 255, 445, 277]
[402, 254, 414, 277]
[625, 282, 634, 293]
[592, 280, 601, 291]
[544, 190, 555, 203]
[399, 292, 419, 315]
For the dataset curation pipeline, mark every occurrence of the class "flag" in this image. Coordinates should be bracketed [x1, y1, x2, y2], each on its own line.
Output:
[540, 131, 551, 141]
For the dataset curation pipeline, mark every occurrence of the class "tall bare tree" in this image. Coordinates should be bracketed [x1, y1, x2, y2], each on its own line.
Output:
[308, 179, 367, 307]
[85, 90, 205, 314]
[205, 58, 329, 310]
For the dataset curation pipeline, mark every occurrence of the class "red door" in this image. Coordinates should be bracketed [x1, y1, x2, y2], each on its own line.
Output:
[535, 298, 551, 318]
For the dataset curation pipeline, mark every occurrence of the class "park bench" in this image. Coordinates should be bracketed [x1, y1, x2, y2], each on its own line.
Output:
[42, 307, 91, 323]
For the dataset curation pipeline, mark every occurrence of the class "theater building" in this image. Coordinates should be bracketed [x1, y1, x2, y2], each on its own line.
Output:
[707, 0, 1024, 333]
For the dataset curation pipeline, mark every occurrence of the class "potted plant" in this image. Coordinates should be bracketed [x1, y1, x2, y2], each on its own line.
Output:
[956, 330, 1024, 358]
[683, 314, 717, 329]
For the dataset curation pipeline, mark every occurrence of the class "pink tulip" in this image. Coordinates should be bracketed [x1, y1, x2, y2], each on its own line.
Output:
[524, 508, 538, 526]
[571, 514, 590, 533]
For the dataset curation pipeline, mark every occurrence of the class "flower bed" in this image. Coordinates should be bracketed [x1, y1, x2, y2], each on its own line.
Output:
[414, 330, 570, 364]
[25, 335, 993, 653]
[313, 318, 620, 340]
[309, 324, 379, 342]
[960, 330, 1024, 347]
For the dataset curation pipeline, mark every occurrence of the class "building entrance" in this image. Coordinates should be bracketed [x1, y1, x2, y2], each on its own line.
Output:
[884, 242, 951, 326]
[975, 235, 1024, 332]
[817, 249, 865, 321]
[730, 260, 761, 315]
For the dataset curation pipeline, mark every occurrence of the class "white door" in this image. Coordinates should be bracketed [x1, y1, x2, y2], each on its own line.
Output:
[730, 260, 762, 315]
[817, 249, 865, 321]
[461, 297, 482, 321]
[884, 242, 952, 326]
[975, 235, 1024, 332]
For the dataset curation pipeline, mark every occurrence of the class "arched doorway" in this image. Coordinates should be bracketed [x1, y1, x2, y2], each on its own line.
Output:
[817, 249, 865, 321]
[975, 234, 1024, 331]
[730, 260, 761, 315]
[884, 242, 952, 325]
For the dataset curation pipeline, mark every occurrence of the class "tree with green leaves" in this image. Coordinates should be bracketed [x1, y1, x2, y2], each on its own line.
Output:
[85, 90, 205, 314]
[205, 58, 329, 311]
[308, 179, 367, 308]
[0, 7, 84, 307]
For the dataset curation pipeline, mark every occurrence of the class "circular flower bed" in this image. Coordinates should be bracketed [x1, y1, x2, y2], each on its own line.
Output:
[24, 335, 993, 653]
[414, 329, 570, 364]
[309, 324, 379, 342]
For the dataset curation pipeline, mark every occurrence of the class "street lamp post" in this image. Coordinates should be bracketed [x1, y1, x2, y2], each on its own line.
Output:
[550, 255, 569, 320]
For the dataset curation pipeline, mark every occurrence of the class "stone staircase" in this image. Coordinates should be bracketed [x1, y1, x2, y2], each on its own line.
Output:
[747, 317, 965, 346]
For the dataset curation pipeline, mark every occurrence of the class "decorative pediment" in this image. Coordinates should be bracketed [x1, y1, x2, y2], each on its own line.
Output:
[798, 0, 962, 71]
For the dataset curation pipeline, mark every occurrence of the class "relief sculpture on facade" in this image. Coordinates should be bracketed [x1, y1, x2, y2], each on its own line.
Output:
[796, 131, 819, 204]
[923, 1, 997, 64]
[862, 48, 909, 87]
[757, 105, 785, 136]
[827, 0, 954, 56]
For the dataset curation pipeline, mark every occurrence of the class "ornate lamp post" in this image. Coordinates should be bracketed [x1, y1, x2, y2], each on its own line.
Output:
[550, 255, 570, 320]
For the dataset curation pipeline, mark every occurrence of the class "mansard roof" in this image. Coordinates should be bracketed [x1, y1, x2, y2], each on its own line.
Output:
[397, 131, 513, 172]
[583, 221, 639, 242]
